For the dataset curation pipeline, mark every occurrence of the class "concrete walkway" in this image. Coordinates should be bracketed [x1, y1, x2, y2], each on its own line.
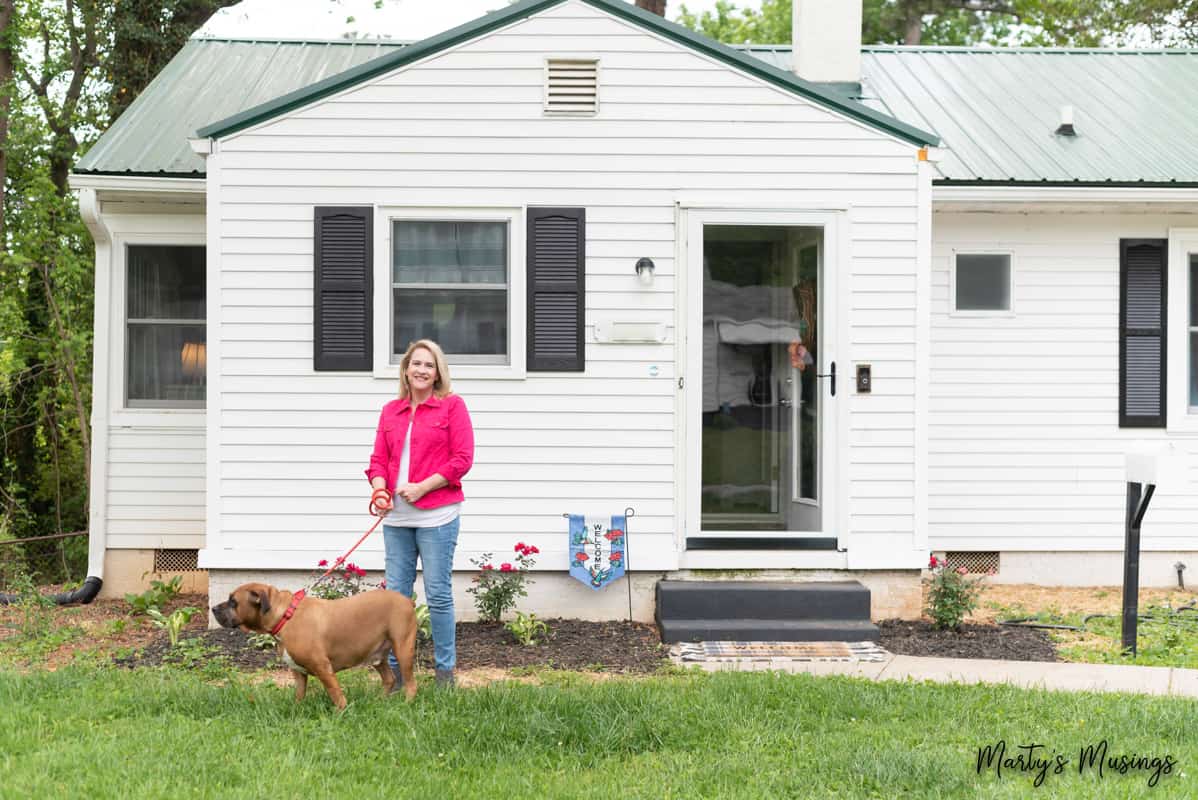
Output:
[679, 652, 1198, 697]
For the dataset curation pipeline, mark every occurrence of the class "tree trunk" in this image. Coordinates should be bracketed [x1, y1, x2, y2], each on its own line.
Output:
[635, 0, 667, 17]
[0, 0, 14, 247]
[904, 11, 923, 44]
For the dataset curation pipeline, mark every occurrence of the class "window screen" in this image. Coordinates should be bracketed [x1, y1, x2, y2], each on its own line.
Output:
[955, 253, 1011, 311]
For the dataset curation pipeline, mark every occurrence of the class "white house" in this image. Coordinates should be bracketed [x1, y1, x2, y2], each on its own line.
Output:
[71, 0, 1198, 625]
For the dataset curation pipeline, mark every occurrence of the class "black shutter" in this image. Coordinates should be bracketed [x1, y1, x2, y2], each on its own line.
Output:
[314, 207, 372, 371]
[527, 207, 585, 371]
[1119, 238, 1167, 428]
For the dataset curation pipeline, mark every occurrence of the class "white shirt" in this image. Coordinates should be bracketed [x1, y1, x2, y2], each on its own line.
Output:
[383, 416, 461, 528]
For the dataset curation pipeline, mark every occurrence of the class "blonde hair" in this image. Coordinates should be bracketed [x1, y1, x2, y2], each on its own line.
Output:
[397, 339, 452, 400]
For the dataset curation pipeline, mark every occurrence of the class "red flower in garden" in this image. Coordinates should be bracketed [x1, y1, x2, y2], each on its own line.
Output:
[515, 542, 526, 551]
[528, 545, 539, 554]
[928, 555, 939, 569]
[318, 559, 329, 567]
[500, 563, 514, 572]
[481, 565, 494, 571]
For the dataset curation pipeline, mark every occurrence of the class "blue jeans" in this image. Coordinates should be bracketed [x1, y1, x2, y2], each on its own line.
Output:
[383, 518, 460, 671]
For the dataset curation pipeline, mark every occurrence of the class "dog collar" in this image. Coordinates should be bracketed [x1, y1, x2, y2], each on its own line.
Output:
[269, 589, 306, 637]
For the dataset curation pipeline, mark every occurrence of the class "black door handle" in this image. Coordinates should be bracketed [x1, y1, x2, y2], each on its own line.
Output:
[817, 361, 836, 396]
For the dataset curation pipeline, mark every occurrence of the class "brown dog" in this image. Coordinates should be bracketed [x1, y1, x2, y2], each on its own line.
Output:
[211, 582, 417, 709]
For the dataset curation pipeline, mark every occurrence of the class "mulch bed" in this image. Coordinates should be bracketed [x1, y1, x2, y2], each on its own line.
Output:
[878, 619, 1057, 662]
[111, 619, 669, 674]
[426, 619, 665, 673]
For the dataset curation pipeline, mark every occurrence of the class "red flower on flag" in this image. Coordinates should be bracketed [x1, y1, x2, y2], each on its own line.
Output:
[605, 529, 624, 540]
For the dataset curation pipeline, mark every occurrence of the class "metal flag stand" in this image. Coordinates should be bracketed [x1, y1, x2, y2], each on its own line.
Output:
[562, 507, 635, 621]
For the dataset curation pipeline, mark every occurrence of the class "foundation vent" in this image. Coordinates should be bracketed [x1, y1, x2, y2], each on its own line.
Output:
[943, 551, 999, 575]
[153, 548, 203, 573]
[545, 59, 599, 115]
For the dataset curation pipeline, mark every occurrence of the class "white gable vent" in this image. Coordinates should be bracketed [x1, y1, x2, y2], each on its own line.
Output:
[544, 59, 599, 115]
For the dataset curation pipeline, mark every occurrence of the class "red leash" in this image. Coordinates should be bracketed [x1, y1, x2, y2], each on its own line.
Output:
[306, 488, 394, 590]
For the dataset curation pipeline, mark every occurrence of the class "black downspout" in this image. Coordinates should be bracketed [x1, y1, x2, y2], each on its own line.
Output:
[0, 575, 103, 606]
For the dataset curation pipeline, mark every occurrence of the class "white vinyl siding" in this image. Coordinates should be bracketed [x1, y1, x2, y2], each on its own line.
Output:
[205, 0, 922, 569]
[930, 211, 1198, 553]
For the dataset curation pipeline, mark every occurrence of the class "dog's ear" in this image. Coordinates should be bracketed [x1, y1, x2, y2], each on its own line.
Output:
[248, 589, 264, 611]
[258, 590, 271, 615]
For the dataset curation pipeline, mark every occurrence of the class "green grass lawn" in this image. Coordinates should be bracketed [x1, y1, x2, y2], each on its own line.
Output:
[987, 599, 1198, 670]
[0, 666, 1193, 799]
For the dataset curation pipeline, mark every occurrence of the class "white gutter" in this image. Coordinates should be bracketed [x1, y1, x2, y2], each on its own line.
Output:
[934, 185, 1198, 204]
[77, 188, 113, 589]
[68, 173, 206, 194]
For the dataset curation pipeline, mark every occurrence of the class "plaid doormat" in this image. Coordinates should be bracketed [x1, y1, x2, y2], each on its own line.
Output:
[670, 640, 890, 663]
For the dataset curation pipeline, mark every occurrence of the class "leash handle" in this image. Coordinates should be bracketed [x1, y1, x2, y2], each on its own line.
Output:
[370, 487, 393, 517]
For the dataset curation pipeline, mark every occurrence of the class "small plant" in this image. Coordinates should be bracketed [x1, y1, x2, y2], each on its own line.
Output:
[125, 576, 183, 615]
[147, 606, 201, 647]
[104, 619, 129, 636]
[505, 611, 548, 646]
[412, 592, 432, 641]
[247, 632, 278, 651]
[466, 542, 539, 623]
[925, 554, 990, 630]
[308, 560, 374, 600]
[8, 570, 55, 639]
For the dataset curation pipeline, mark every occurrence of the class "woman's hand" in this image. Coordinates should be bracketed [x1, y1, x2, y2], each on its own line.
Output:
[395, 482, 428, 505]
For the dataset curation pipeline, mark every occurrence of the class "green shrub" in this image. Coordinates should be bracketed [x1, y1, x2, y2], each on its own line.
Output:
[925, 555, 989, 630]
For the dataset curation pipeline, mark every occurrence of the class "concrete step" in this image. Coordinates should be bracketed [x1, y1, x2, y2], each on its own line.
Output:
[656, 580, 871, 621]
[658, 619, 881, 644]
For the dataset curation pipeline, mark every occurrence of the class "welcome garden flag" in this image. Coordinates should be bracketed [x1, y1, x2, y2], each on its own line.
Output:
[567, 514, 626, 590]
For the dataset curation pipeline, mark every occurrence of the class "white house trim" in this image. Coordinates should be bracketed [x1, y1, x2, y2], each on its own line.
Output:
[78, 189, 113, 580]
[370, 205, 528, 381]
[1168, 227, 1198, 434]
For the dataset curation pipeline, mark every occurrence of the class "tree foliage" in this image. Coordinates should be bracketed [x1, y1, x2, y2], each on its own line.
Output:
[0, 1, 226, 546]
[676, 0, 1197, 47]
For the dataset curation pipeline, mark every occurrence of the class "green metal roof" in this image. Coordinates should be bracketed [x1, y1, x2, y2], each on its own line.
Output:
[746, 45, 1198, 185]
[76, 0, 935, 177]
[79, 7, 1198, 184]
[75, 38, 408, 175]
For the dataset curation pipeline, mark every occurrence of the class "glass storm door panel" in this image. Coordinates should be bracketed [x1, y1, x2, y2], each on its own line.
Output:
[700, 225, 821, 531]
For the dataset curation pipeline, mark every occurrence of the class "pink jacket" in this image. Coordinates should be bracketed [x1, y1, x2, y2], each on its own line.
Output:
[365, 393, 474, 509]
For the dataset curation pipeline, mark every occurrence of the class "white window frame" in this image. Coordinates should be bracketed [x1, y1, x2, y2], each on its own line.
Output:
[949, 249, 1015, 317]
[109, 229, 206, 428]
[1167, 228, 1198, 432]
[372, 206, 526, 380]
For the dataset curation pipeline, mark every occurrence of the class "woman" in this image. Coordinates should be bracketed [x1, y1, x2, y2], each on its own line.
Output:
[366, 339, 474, 688]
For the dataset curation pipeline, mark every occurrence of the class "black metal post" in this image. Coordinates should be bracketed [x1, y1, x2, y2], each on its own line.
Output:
[1121, 481, 1156, 656]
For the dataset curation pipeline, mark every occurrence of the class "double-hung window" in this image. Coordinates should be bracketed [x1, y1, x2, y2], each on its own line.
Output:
[125, 245, 206, 408]
[390, 220, 509, 365]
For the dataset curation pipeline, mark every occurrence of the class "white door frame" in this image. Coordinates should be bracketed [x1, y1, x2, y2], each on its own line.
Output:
[676, 204, 847, 552]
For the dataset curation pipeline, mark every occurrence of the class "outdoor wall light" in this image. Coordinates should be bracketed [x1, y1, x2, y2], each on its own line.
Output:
[635, 257, 655, 287]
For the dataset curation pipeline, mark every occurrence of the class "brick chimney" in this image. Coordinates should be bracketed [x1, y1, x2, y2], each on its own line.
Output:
[635, 0, 667, 17]
[792, 0, 862, 84]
